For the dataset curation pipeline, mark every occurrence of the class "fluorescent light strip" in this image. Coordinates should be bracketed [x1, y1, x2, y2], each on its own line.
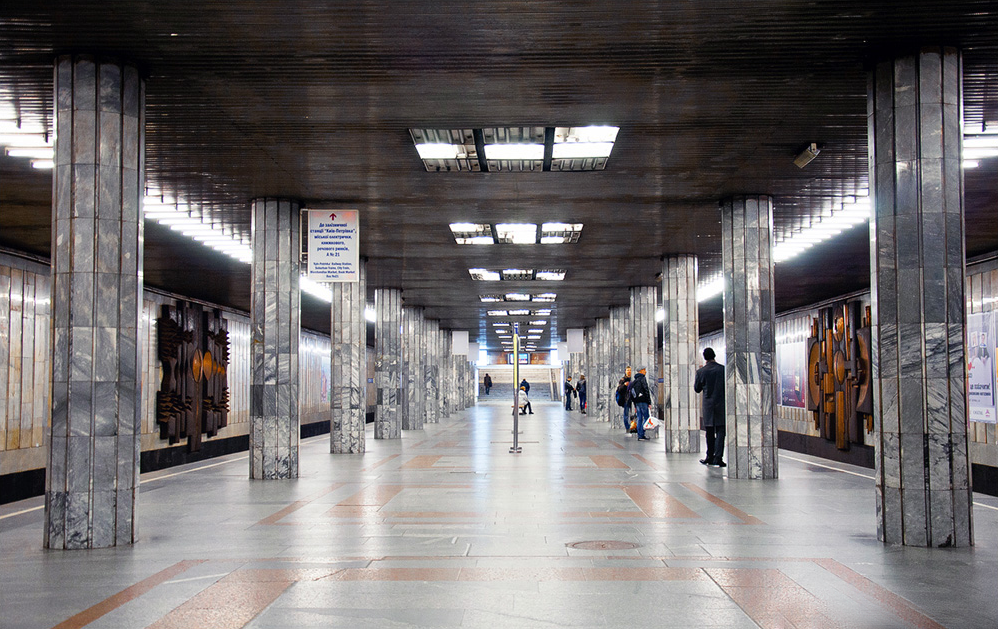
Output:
[484, 143, 544, 161]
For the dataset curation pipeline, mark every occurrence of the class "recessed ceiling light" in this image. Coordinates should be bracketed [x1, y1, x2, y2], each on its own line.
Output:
[480, 295, 504, 302]
[487, 310, 509, 317]
[529, 320, 547, 325]
[508, 309, 530, 316]
[527, 335, 541, 340]
[469, 268, 501, 281]
[504, 293, 530, 301]
[495, 224, 538, 244]
[555, 125, 619, 144]
[492, 322, 509, 327]
[535, 270, 566, 281]
[532, 293, 556, 302]
[484, 143, 544, 161]
[528, 329, 543, 333]
[539, 223, 583, 244]
[533, 309, 552, 316]
[501, 269, 534, 281]
[552, 142, 614, 159]
[416, 143, 460, 160]
[450, 223, 494, 245]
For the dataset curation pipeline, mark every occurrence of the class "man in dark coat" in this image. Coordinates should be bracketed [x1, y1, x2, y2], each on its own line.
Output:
[577, 375, 587, 414]
[483, 373, 492, 395]
[630, 367, 652, 440]
[520, 378, 530, 395]
[564, 376, 576, 411]
[694, 347, 726, 467]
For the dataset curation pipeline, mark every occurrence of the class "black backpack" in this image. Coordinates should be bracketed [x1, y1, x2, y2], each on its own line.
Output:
[615, 384, 628, 407]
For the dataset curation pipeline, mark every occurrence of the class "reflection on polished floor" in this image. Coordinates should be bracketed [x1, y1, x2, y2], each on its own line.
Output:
[2, 400, 997, 629]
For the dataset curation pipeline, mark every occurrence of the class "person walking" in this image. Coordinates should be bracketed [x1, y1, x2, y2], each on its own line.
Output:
[483, 373, 492, 396]
[630, 366, 652, 440]
[616, 376, 632, 433]
[564, 376, 576, 411]
[577, 375, 587, 414]
[694, 347, 726, 467]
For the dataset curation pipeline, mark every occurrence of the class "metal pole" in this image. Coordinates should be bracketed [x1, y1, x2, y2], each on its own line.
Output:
[510, 323, 521, 453]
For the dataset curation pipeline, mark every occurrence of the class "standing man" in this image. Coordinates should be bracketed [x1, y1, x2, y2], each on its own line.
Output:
[483, 373, 493, 396]
[564, 375, 576, 411]
[520, 377, 530, 395]
[694, 347, 726, 467]
[630, 367, 652, 440]
[616, 377, 632, 432]
[577, 375, 587, 414]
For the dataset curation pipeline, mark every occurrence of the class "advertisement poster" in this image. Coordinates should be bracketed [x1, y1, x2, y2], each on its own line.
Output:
[967, 311, 996, 423]
[307, 210, 359, 282]
[777, 340, 807, 408]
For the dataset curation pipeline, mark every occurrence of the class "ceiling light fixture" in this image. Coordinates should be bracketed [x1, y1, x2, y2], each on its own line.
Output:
[495, 223, 538, 244]
[535, 270, 566, 281]
[469, 268, 501, 281]
[484, 143, 544, 161]
[415, 143, 460, 160]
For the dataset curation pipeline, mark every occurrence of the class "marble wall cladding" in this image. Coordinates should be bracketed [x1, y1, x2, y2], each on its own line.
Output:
[424, 319, 440, 424]
[595, 317, 610, 423]
[630, 286, 658, 417]
[401, 306, 424, 431]
[330, 259, 366, 453]
[46, 56, 145, 549]
[721, 195, 778, 480]
[869, 48, 972, 547]
[249, 198, 301, 480]
[374, 288, 402, 439]
[663, 256, 701, 453]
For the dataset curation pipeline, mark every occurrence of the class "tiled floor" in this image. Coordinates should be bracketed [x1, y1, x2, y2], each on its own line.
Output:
[3, 400, 997, 628]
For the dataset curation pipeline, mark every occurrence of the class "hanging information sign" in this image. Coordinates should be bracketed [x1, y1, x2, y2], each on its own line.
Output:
[307, 210, 359, 282]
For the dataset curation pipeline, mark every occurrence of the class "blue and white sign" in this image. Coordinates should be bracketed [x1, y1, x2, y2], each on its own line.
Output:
[308, 210, 359, 282]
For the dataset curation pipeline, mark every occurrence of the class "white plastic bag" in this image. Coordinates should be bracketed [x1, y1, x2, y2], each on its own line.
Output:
[644, 416, 660, 430]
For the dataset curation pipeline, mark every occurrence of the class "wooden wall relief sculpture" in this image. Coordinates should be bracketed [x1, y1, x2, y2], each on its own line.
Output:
[156, 301, 230, 451]
[806, 303, 873, 450]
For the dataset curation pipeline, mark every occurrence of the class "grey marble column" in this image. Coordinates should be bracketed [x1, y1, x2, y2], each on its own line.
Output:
[610, 306, 630, 429]
[46, 56, 144, 549]
[630, 286, 658, 418]
[662, 255, 701, 453]
[438, 329, 450, 419]
[374, 288, 402, 439]
[721, 195, 777, 479]
[425, 319, 440, 424]
[250, 198, 301, 480]
[401, 306, 424, 430]
[596, 317, 611, 423]
[331, 260, 367, 453]
[869, 47, 972, 547]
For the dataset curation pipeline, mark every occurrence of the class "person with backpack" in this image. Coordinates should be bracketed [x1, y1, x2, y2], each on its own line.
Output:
[615, 376, 632, 433]
[630, 366, 652, 440]
[483, 373, 492, 395]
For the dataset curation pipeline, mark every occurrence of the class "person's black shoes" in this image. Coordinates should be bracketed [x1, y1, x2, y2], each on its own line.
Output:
[637, 436, 649, 441]
[699, 458, 709, 465]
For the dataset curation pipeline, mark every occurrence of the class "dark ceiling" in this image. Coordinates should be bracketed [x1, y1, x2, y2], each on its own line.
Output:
[2, 1, 998, 347]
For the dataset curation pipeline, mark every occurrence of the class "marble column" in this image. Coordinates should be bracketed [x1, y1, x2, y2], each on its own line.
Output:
[249, 198, 301, 480]
[438, 329, 450, 419]
[869, 47, 972, 547]
[46, 56, 144, 549]
[331, 260, 366, 453]
[374, 288, 402, 439]
[596, 316, 611, 423]
[662, 255, 701, 453]
[721, 195, 777, 479]
[401, 306, 424, 430]
[630, 286, 658, 418]
[425, 319, 440, 424]
[611, 306, 630, 429]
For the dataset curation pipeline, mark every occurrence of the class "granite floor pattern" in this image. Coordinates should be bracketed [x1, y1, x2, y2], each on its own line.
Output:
[2, 399, 997, 629]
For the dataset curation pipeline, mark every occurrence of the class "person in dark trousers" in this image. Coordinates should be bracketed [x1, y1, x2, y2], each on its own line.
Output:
[564, 376, 576, 410]
[520, 378, 530, 395]
[630, 366, 652, 440]
[483, 373, 492, 395]
[694, 347, 726, 467]
[577, 375, 587, 414]
[519, 386, 533, 414]
[616, 376, 632, 432]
